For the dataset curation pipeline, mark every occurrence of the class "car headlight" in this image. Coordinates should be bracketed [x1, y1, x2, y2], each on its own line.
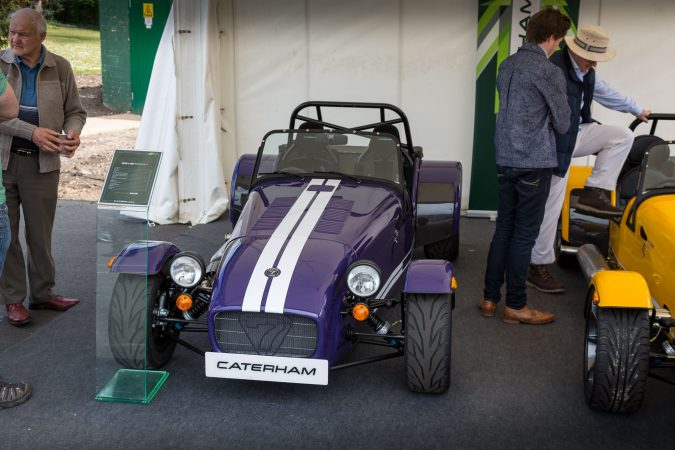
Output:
[170, 253, 205, 288]
[347, 263, 381, 298]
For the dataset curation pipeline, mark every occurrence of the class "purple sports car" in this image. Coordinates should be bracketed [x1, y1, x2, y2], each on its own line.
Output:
[108, 102, 462, 393]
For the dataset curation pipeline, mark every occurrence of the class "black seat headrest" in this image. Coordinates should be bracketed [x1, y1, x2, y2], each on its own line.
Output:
[627, 135, 665, 165]
[646, 143, 670, 166]
[373, 124, 400, 142]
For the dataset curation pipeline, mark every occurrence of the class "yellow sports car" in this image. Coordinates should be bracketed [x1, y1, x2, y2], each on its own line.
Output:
[559, 114, 675, 414]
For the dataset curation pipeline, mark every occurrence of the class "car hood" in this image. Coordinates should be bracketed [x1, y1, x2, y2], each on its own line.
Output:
[210, 178, 404, 315]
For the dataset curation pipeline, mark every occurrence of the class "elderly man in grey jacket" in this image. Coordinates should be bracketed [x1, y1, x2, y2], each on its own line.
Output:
[0, 8, 86, 327]
[479, 7, 571, 325]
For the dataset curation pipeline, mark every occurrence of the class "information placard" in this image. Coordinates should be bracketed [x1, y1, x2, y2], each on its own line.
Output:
[99, 150, 162, 207]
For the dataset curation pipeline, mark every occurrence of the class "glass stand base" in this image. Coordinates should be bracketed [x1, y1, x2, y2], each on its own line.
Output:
[95, 369, 169, 404]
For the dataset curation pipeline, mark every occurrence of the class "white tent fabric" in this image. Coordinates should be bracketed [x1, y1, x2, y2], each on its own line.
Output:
[136, 1, 229, 225]
[138, 0, 675, 224]
[138, 0, 476, 224]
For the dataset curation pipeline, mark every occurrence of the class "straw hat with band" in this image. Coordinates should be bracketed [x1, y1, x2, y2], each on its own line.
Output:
[564, 25, 616, 62]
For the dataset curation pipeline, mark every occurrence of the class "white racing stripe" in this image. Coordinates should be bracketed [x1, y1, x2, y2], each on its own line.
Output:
[241, 179, 325, 312]
[265, 179, 341, 314]
[375, 249, 412, 299]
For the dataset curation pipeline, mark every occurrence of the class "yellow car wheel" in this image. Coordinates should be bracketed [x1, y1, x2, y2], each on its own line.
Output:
[584, 301, 650, 414]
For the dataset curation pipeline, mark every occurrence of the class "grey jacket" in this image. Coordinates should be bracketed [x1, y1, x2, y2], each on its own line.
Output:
[494, 42, 570, 169]
[0, 47, 86, 173]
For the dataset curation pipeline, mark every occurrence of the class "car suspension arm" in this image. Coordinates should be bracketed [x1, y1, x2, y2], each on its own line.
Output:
[169, 332, 207, 357]
[331, 350, 403, 371]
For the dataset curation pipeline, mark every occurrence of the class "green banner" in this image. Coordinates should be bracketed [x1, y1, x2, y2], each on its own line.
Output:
[469, 0, 580, 211]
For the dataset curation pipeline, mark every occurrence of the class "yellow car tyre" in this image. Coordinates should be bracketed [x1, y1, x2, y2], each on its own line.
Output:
[584, 299, 650, 413]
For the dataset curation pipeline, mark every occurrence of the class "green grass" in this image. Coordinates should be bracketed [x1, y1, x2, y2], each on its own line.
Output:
[44, 21, 100, 75]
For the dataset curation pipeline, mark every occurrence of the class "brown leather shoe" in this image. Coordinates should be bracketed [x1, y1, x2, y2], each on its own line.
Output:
[5, 304, 32, 326]
[503, 305, 555, 325]
[479, 299, 497, 317]
[30, 295, 79, 311]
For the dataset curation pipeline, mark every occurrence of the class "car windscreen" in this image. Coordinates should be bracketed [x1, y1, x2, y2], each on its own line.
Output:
[254, 131, 402, 185]
[641, 142, 675, 192]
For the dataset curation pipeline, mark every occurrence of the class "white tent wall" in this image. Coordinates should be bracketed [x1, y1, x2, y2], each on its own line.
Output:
[139, 0, 675, 224]
[230, 0, 476, 200]
[581, 0, 675, 137]
[137, 1, 229, 225]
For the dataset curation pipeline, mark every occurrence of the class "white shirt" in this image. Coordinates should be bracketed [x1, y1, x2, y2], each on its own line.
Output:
[568, 49, 642, 117]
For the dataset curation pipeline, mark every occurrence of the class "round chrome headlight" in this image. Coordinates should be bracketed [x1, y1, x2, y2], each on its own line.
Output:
[347, 263, 381, 298]
[170, 253, 205, 288]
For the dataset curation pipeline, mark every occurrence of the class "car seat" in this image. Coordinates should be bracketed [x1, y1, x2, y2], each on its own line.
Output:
[278, 132, 337, 172]
[641, 143, 672, 190]
[616, 134, 665, 203]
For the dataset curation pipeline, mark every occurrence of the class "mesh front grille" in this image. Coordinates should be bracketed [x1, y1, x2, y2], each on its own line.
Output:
[214, 312, 317, 357]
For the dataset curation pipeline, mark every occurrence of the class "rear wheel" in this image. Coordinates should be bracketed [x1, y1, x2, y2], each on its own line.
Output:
[405, 293, 452, 393]
[424, 234, 459, 262]
[109, 274, 177, 369]
[584, 302, 650, 414]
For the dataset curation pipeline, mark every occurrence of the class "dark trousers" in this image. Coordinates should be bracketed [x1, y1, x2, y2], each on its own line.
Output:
[484, 166, 552, 309]
[0, 154, 59, 306]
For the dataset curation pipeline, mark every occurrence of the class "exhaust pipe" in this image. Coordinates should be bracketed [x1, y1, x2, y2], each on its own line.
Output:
[576, 244, 609, 283]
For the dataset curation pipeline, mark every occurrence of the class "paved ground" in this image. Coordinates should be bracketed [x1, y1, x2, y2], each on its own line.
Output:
[2, 203, 674, 448]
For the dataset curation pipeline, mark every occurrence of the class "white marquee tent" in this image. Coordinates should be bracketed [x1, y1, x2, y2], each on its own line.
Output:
[136, 0, 675, 224]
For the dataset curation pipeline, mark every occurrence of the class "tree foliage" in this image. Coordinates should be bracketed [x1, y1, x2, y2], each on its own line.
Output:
[45, 0, 99, 29]
[0, 1, 99, 49]
[0, 1, 24, 49]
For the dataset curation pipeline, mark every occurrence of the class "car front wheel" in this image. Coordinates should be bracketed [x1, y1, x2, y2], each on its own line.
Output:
[405, 293, 452, 393]
[584, 302, 650, 414]
[109, 274, 177, 369]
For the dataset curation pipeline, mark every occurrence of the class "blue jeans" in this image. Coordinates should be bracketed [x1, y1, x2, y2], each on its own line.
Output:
[484, 166, 552, 309]
[0, 203, 9, 276]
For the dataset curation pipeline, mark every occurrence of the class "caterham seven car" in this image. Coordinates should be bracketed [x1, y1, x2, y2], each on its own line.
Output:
[107, 102, 462, 393]
[559, 114, 675, 413]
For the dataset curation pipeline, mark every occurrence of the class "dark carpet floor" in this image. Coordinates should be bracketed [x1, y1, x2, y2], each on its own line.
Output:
[1, 200, 673, 449]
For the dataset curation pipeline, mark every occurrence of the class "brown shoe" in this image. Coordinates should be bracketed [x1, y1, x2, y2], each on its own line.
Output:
[527, 264, 565, 294]
[5, 304, 32, 327]
[479, 299, 497, 317]
[575, 187, 622, 218]
[30, 295, 79, 311]
[503, 305, 555, 325]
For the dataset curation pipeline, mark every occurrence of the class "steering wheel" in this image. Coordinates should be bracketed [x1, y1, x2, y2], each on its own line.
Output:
[279, 144, 337, 172]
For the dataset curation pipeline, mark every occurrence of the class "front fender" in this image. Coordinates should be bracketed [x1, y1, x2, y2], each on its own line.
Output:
[590, 270, 653, 309]
[403, 259, 454, 294]
[110, 240, 181, 275]
[415, 160, 462, 247]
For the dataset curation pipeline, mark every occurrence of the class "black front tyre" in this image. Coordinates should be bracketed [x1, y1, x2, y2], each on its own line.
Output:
[584, 305, 650, 414]
[109, 274, 177, 369]
[424, 234, 459, 262]
[405, 293, 452, 393]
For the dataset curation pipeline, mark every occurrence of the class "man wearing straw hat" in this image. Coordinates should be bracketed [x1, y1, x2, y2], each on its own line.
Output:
[527, 25, 651, 294]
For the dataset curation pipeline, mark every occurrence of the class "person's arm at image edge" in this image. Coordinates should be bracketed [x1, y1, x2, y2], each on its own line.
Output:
[0, 77, 19, 122]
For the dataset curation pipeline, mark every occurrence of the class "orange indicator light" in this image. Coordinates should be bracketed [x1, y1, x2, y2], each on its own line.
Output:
[451, 276, 458, 290]
[592, 291, 600, 305]
[176, 294, 193, 311]
[352, 303, 370, 321]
